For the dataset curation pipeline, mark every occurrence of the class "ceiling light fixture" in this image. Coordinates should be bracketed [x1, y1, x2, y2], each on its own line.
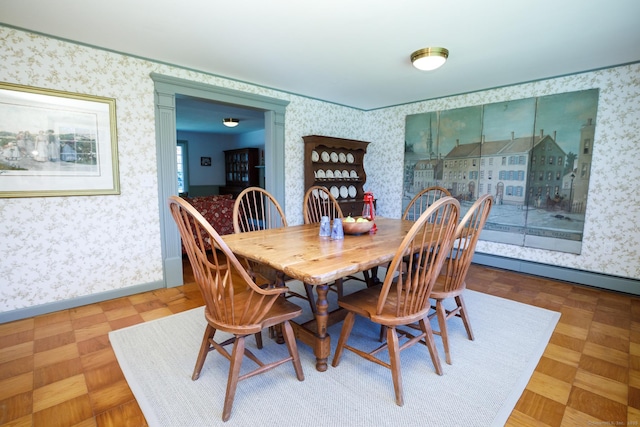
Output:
[411, 47, 449, 71]
[222, 118, 239, 128]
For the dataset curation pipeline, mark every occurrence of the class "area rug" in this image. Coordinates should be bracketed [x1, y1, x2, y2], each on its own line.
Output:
[109, 288, 560, 427]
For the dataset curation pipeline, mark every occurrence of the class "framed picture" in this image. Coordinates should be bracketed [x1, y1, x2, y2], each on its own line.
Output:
[200, 156, 211, 166]
[0, 82, 119, 197]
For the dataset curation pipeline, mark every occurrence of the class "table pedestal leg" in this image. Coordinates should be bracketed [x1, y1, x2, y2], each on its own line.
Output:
[313, 283, 330, 371]
[290, 283, 344, 372]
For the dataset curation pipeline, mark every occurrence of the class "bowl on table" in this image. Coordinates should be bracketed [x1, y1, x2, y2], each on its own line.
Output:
[341, 217, 374, 235]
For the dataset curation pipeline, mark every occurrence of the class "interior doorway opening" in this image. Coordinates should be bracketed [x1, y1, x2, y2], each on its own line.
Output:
[152, 73, 289, 288]
[175, 95, 266, 198]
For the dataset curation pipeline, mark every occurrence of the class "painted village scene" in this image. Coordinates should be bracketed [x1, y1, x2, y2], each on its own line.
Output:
[404, 89, 599, 254]
[0, 98, 100, 178]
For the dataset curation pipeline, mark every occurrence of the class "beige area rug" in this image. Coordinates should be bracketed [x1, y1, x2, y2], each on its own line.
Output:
[109, 286, 560, 426]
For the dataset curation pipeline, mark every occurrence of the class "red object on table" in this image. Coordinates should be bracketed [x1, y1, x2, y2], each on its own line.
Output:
[362, 191, 377, 233]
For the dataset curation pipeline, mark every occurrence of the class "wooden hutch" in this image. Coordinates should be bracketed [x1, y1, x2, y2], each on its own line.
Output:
[303, 135, 370, 216]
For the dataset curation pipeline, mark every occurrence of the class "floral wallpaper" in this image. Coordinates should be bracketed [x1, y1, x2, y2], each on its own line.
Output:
[0, 26, 638, 314]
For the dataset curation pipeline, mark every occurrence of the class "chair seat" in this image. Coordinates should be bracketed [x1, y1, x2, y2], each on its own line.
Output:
[205, 290, 303, 335]
[429, 276, 467, 299]
[338, 283, 431, 327]
[337, 285, 380, 317]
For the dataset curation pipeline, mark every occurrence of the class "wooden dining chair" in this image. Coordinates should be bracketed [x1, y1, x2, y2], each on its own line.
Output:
[233, 186, 287, 233]
[429, 193, 494, 365]
[370, 185, 451, 307]
[303, 185, 344, 224]
[402, 186, 451, 220]
[331, 197, 460, 406]
[303, 185, 380, 292]
[168, 196, 304, 422]
[233, 187, 315, 309]
[302, 186, 344, 310]
[396, 185, 452, 279]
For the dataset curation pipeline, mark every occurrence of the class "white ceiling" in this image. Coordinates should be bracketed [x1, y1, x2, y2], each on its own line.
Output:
[1, 0, 639, 132]
[175, 96, 265, 135]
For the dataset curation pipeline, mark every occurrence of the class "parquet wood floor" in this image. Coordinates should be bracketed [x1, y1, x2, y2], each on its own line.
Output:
[1, 259, 639, 426]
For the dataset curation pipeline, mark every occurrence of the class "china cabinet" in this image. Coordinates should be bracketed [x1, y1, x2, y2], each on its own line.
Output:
[303, 135, 370, 216]
[220, 147, 259, 197]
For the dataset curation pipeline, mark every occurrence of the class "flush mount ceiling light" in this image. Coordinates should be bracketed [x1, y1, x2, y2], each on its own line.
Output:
[222, 118, 239, 128]
[411, 47, 449, 71]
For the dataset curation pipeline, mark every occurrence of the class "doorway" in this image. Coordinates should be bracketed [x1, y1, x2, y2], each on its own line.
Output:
[152, 73, 289, 288]
[175, 95, 266, 197]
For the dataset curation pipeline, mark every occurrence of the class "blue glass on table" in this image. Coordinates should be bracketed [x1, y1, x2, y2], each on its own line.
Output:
[319, 216, 331, 237]
[330, 218, 344, 240]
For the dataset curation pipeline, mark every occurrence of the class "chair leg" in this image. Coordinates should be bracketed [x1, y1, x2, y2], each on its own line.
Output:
[369, 266, 381, 286]
[418, 318, 443, 375]
[363, 268, 381, 287]
[362, 269, 371, 286]
[192, 324, 215, 381]
[303, 283, 317, 314]
[334, 278, 344, 298]
[254, 331, 263, 349]
[272, 323, 284, 344]
[379, 325, 387, 342]
[281, 320, 304, 381]
[222, 335, 245, 422]
[386, 326, 404, 406]
[435, 299, 452, 365]
[331, 312, 356, 367]
[456, 295, 474, 341]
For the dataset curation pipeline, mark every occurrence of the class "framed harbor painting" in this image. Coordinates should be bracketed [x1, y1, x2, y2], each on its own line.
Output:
[0, 82, 119, 198]
[404, 89, 599, 254]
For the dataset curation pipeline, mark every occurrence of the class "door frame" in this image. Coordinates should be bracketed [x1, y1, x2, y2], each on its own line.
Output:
[151, 73, 289, 287]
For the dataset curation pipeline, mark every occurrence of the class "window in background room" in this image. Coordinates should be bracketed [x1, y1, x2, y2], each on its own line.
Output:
[177, 140, 189, 195]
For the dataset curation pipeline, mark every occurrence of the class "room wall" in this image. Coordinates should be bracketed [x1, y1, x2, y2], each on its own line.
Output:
[0, 26, 638, 317]
[236, 129, 265, 152]
[177, 130, 236, 187]
[0, 26, 366, 315]
[360, 64, 640, 281]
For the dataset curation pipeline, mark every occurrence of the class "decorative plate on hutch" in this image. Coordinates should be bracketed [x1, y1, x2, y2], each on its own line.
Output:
[340, 186, 348, 199]
[330, 186, 340, 199]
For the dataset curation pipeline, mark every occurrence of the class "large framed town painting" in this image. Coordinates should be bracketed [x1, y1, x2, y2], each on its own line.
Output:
[404, 89, 599, 254]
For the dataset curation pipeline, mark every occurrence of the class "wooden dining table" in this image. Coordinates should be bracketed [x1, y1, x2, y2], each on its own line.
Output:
[222, 217, 415, 372]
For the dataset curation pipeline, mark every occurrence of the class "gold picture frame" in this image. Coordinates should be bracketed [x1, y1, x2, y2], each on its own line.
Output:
[0, 82, 119, 197]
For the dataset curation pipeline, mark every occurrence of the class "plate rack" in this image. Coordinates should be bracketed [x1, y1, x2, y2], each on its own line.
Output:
[303, 135, 370, 216]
